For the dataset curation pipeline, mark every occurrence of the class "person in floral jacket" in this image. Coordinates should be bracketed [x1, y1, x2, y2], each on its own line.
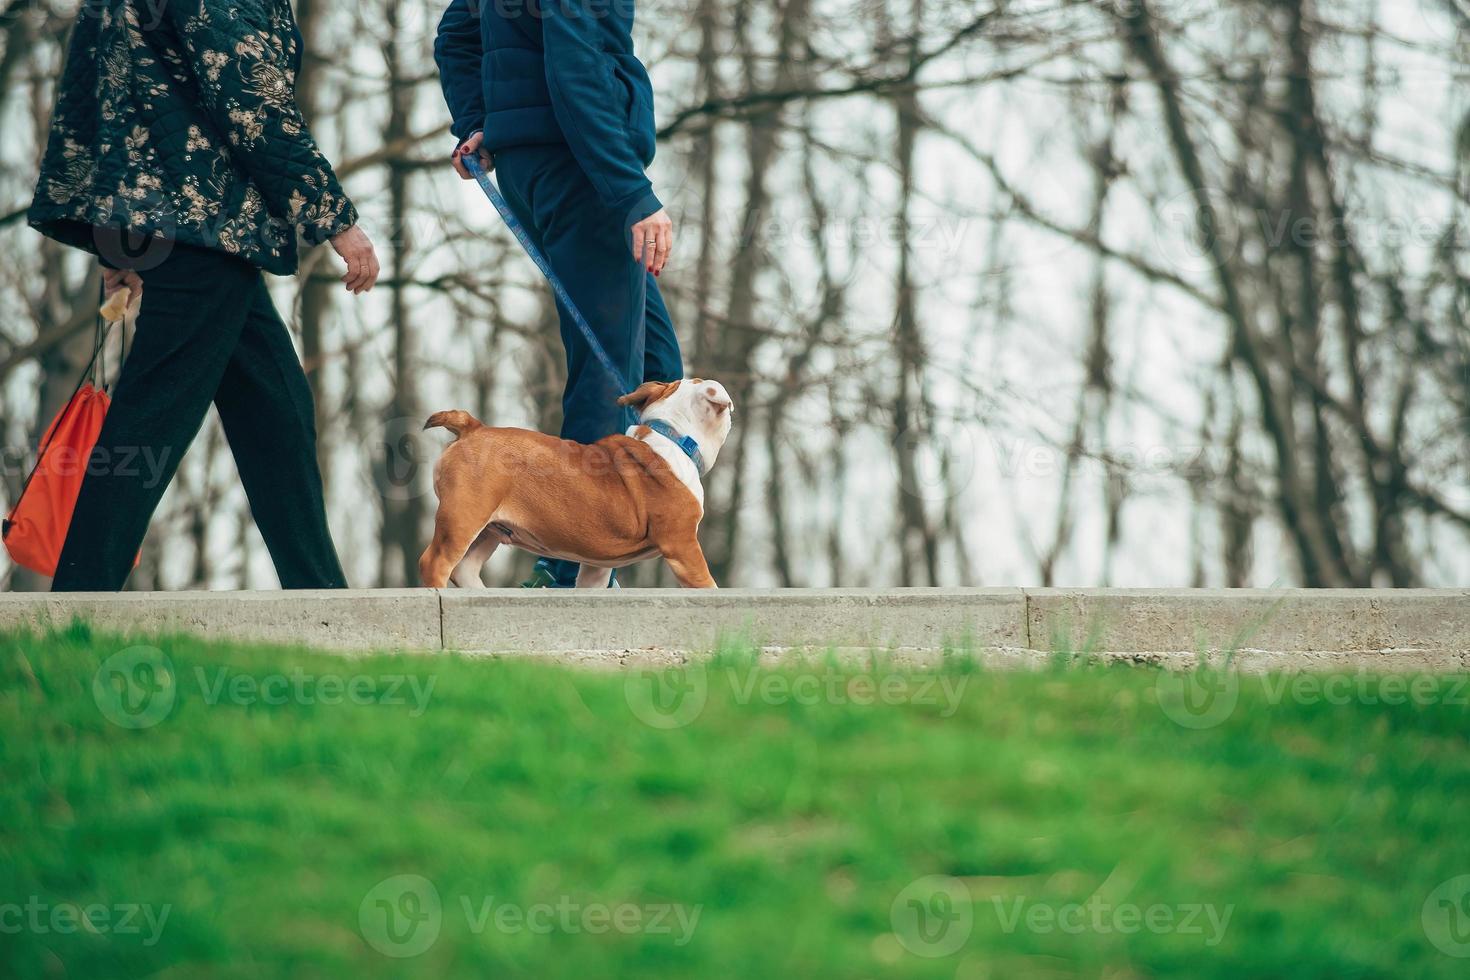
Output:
[27, 0, 379, 592]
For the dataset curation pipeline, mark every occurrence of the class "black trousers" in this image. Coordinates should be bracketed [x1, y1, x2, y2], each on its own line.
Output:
[51, 241, 347, 592]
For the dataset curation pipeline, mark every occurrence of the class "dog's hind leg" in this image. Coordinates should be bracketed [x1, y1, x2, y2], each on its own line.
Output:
[574, 565, 613, 589]
[420, 518, 471, 588]
[420, 502, 492, 589]
[421, 466, 505, 588]
[450, 527, 499, 588]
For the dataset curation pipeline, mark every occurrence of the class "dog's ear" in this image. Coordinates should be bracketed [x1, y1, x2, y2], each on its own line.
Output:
[618, 380, 680, 408]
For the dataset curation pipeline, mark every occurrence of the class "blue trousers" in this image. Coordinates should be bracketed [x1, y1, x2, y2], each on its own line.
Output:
[494, 143, 683, 584]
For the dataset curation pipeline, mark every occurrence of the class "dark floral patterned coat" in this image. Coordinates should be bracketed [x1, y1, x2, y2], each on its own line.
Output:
[28, 0, 357, 276]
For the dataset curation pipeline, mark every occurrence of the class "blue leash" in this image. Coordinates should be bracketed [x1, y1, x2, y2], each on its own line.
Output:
[462, 154, 636, 402]
[462, 152, 708, 474]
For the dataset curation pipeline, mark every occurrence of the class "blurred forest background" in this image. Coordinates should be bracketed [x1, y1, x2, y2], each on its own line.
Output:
[1, 0, 1467, 590]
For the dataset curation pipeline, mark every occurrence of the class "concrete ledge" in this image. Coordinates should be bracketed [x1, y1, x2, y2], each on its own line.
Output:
[440, 588, 1027, 655]
[0, 589, 441, 652]
[0, 588, 1466, 670]
[1028, 589, 1470, 671]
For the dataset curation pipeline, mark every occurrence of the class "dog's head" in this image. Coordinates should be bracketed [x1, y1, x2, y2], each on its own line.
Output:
[618, 378, 734, 470]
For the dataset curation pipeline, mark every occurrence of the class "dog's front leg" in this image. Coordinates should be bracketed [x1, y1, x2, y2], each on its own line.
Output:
[661, 540, 717, 589]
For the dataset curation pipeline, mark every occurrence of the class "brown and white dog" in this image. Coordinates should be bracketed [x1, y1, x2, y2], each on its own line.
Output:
[419, 379, 734, 589]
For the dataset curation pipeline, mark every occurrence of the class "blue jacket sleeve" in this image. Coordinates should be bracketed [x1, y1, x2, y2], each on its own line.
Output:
[541, 0, 662, 223]
[435, 0, 487, 142]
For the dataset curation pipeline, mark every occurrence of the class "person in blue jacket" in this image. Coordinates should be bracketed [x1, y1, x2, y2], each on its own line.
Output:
[435, 0, 684, 589]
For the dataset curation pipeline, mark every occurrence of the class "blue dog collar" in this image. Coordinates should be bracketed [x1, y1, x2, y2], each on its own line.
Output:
[645, 419, 705, 475]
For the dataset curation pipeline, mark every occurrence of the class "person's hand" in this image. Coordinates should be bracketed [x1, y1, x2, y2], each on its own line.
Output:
[451, 131, 493, 180]
[101, 266, 144, 314]
[331, 225, 380, 294]
[631, 208, 672, 276]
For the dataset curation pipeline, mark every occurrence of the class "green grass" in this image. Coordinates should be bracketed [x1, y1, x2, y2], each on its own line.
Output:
[1, 625, 1467, 978]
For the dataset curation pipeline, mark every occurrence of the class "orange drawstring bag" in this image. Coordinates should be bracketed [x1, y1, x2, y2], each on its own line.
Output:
[3, 288, 139, 577]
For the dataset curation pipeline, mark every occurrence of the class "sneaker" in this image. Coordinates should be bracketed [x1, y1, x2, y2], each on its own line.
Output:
[519, 563, 561, 588]
[520, 557, 621, 588]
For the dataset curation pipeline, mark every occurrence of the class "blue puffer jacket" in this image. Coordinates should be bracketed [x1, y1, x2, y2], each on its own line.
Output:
[435, 0, 661, 224]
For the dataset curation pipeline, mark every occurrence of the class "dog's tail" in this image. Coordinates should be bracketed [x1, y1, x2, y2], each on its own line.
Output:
[423, 410, 484, 439]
